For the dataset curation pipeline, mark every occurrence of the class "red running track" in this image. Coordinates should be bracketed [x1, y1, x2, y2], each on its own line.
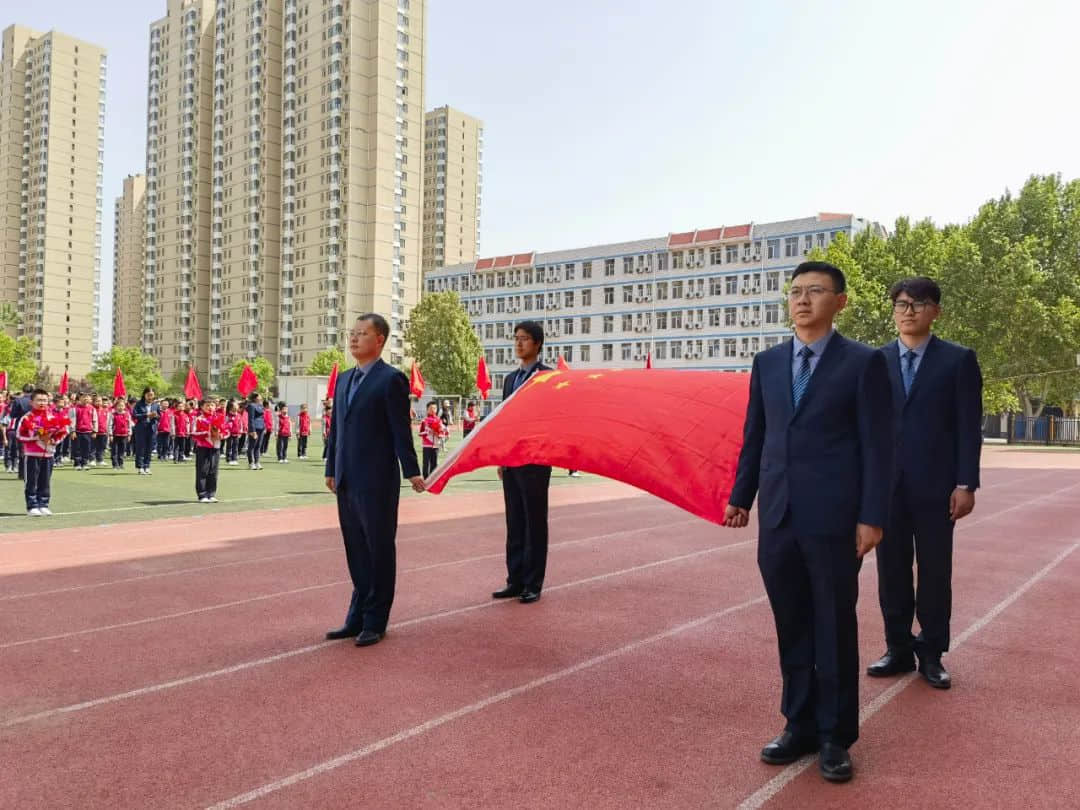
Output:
[1, 459, 1079, 808]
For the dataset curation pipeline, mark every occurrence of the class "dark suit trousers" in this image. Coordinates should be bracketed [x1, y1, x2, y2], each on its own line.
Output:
[758, 521, 862, 748]
[336, 485, 399, 633]
[502, 465, 551, 591]
[877, 485, 955, 654]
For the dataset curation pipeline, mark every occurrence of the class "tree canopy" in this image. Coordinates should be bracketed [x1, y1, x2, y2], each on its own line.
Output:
[403, 291, 484, 396]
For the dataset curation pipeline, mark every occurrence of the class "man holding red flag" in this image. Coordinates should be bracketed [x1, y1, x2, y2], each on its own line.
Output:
[492, 320, 553, 604]
[723, 261, 893, 784]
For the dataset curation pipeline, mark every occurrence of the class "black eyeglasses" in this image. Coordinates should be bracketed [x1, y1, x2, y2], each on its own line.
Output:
[892, 300, 932, 314]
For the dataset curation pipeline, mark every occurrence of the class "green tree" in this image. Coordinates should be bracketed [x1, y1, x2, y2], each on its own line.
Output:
[223, 356, 276, 398]
[403, 291, 484, 396]
[0, 301, 19, 330]
[86, 346, 167, 398]
[306, 347, 352, 376]
[0, 333, 38, 390]
[817, 233, 893, 346]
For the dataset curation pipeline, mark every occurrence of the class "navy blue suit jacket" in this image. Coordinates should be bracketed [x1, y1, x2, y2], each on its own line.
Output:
[883, 335, 982, 499]
[500, 360, 552, 401]
[324, 359, 420, 491]
[729, 332, 894, 535]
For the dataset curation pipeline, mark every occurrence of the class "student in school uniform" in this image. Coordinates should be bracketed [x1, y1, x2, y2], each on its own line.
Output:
[321, 399, 332, 460]
[92, 395, 110, 467]
[173, 402, 191, 463]
[18, 388, 68, 516]
[419, 401, 448, 478]
[157, 399, 174, 461]
[297, 403, 311, 459]
[191, 399, 223, 503]
[223, 401, 239, 465]
[276, 403, 292, 463]
[73, 393, 96, 471]
[109, 397, 132, 469]
[462, 401, 478, 439]
[260, 399, 274, 456]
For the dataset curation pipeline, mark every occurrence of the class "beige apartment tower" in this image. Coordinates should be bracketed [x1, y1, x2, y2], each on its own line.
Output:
[422, 105, 481, 273]
[1, 25, 106, 377]
[112, 173, 146, 348]
[144, 0, 425, 386]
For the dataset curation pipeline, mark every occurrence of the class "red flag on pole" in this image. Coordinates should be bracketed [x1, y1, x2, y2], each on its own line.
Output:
[645, 352, 653, 369]
[184, 366, 204, 400]
[0, 370, 8, 390]
[58, 367, 69, 395]
[425, 369, 750, 525]
[326, 362, 340, 399]
[556, 355, 571, 371]
[476, 355, 492, 400]
[409, 362, 426, 399]
[112, 368, 127, 399]
[237, 364, 258, 397]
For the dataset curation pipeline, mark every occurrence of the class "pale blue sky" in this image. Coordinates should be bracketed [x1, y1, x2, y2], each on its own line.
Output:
[11, 0, 1079, 350]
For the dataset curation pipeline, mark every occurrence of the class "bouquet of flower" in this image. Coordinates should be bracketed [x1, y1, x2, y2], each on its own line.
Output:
[208, 411, 227, 441]
[37, 412, 72, 444]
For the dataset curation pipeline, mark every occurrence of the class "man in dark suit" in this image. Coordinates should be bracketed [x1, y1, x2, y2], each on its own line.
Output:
[492, 320, 552, 604]
[723, 261, 893, 783]
[867, 277, 982, 689]
[325, 313, 425, 647]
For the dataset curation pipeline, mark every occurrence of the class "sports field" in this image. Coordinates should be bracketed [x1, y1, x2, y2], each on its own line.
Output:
[1, 446, 1079, 808]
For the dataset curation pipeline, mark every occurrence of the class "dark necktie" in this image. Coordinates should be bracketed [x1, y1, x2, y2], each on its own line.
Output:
[347, 369, 364, 409]
[902, 350, 917, 396]
[792, 346, 814, 408]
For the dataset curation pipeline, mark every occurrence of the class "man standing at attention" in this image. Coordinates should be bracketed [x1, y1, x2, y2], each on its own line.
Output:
[723, 261, 893, 783]
[492, 321, 552, 605]
[325, 314, 425, 647]
[867, 277, 982, 689]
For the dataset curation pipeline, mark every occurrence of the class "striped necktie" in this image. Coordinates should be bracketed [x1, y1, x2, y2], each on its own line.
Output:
[902, 350, 917, 396]
[792, 346, 813, 408]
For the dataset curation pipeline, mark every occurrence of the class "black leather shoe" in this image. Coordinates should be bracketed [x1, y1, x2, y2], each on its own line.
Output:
[325, 626, 361, 640]
[918, 654, 951, 689]
[354, 630, 385, 647]
[867, 648, 916, 677]
[760, 731, 819, 765]
[819, 743, 853, 782]
[519, 589, 541, 604]
[492, 585, 524, 599]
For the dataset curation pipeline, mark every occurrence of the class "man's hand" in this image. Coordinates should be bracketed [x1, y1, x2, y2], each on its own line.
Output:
[722, 504, 749, 528]
[409, 475, 426, 493]
[249, 431, 257, 439]
[856, 523, 883, 558]
[949, 487, 975, 521]
[325, 476, 336, 494]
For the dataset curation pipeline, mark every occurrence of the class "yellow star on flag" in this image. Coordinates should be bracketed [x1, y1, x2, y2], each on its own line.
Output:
[555, 381, 571, 390]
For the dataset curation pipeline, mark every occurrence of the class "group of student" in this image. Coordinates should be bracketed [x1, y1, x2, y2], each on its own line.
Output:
[1, 384, 328, 516]
[417, 399, 480, 478]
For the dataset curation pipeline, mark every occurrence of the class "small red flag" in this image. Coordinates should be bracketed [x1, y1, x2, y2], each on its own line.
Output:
[0, 370, 8, 390]
[58, 367, 69, 395]
[476, 355, 492, 400]
[184, 366, 204, 400]
[425, 369, 750, 526]
[557, 355, 571, 371]
[112, 368, 127, 399]
[237, 364, 258, 397]
[326, 362, 340, 399]
[645, 352, 653, 369]
[409, 362, 426, 399]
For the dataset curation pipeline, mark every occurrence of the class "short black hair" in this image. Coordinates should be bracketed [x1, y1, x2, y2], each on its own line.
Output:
[32, 387, 49, 398]
[513, 320, 545, 350]
[791, 261, 846, 293]
[357, 313, 390, 340]
[889, 276, 941, 305]
[248, 392, 260, 402]
[23, 383, 34, 393]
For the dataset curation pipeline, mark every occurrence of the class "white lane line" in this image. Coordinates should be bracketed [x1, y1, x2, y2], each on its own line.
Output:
[0, 493, 325, 523]
[735, 538, 1080, 810]
[0, 502, 683, 600]
[0, 537, 756, 727]
[204, 594, 770, 810]
[0, 518, 705, 647]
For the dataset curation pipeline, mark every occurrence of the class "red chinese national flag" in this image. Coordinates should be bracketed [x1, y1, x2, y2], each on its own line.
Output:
[326, 362, 340, 398]
[112, 368, 127, 399]
[237, 364, 258, 397]
[409, 362, 426, 399]
[476, 355, 492, 400]
[0, 370, 8, 390]
[58, 368, 69, 395]
[645, 352, 652, 369]
[425, 369, 751, 525]
[184, 366, 203, 400]
[556, 355, 571, 371]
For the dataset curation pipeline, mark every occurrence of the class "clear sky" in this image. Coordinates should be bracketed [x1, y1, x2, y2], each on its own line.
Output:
[10, 0, 1080, 352]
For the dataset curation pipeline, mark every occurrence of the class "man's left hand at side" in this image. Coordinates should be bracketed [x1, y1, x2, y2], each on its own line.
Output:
[409, 475, 426, 493]
[855, 523, 883, 558]
[949, 487, 975, 521]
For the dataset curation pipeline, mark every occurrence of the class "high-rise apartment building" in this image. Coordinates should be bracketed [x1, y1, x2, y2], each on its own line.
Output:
[143, 0, 425, 386]
[425, 214, 884, 396]
[1, 25, 106, 376]
[112, 173, 146, 347]
[422, 105, 481, 273]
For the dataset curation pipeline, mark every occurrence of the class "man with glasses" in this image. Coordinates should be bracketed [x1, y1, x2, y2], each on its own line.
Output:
[492, 320, 552, 604]
[867, 277, 982, 689]
[324, 314, 425, 647]
[723, 261, 893, 783]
